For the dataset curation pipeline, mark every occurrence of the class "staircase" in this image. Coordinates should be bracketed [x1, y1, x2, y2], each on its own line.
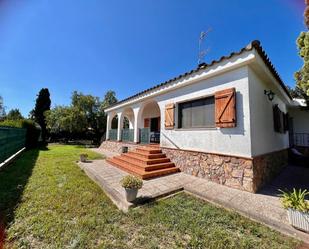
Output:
[106, 146, 180, 179]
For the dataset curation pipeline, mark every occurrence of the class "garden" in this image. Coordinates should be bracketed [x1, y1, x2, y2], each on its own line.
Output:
[0, 145, 300, 249]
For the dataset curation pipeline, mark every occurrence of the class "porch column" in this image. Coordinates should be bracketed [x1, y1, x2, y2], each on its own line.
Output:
[106, 113, 111, 140]
[133, 105, 142, 143]
[117, 112, 123, 141]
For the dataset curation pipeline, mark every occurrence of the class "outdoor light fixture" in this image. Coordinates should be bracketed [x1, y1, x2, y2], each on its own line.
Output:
[264, 89, 275, 101]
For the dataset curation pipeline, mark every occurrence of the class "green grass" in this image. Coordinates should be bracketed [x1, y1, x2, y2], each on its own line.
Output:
[0, 145, 300, 249]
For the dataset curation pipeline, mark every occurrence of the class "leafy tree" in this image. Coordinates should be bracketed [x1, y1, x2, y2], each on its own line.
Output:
[305, 0, 309, 29]
[45, 106, 87, 134]
[32, 88, 51, 142]
[6, 108, 24, 120]
[45, 90, 117, 143]
[101, 90, 117, 109]
[71, 91, 101, 131]
[100, 91, 118, 135]
[294, 1, 309, 104]
[0, 96, 6, 120]
[295, 32, 309, 96]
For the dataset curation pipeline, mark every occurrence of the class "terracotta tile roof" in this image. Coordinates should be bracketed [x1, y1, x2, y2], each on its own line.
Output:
[106, 40, 291, 110]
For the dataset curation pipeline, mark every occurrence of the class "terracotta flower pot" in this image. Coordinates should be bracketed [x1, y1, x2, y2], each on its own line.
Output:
[287, 208, 309, 233]
[124, 188, 138, 202]
[80, 154, 88, 162]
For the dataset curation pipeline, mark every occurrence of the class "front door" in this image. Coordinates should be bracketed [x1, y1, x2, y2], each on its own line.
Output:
[141, 117, 160, 144]
[150, 117, 159, 132]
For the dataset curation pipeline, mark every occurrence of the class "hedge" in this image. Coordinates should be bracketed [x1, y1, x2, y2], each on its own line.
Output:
[0, 119, 41, 148]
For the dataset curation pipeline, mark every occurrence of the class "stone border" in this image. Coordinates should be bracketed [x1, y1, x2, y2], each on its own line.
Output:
[0, 147, 26, 171]
[99, 140, 139, 154]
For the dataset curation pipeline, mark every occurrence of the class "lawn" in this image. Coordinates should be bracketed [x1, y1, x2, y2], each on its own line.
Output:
[0, 145, 300, 249]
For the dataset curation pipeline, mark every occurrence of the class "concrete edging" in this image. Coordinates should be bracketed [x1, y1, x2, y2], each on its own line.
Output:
[0, 147, 26, 171]
[183, 188, 309, 244]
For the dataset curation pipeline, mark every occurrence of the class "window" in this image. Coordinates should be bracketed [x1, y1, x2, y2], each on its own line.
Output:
[178, 96, 215, 128]
[273, 104, 288, 134]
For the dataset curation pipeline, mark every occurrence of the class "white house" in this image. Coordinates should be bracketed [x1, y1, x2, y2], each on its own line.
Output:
[101, 40, 309, 193]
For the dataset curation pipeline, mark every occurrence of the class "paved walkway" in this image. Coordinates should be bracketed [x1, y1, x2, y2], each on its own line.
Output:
[78, 160, 193, 211]
[80, 149, 309, 243]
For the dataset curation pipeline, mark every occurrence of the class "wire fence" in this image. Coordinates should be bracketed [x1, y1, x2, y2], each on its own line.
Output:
[0, 127, 26, 163]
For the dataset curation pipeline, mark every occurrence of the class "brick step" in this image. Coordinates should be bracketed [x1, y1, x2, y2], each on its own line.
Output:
[122, 153, 170, 165]
[136, 147, 162, 154]
[106, 158, 145, 177]
[147, 144, 160, 147]
[128, 151, 166, 159]
[106, 158, 179, 179]
[112, 156, 175, 171]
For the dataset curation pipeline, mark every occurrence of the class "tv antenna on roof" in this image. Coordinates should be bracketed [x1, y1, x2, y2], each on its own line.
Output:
[198, 28, 212, 65]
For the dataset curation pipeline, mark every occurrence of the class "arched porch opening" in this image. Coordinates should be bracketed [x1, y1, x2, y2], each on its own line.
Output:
[140, 100, 161, 144]
[121, 107, 135, 142]
[108, 113, 118, 140]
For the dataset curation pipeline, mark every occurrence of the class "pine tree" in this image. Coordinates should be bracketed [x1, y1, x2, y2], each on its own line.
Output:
[33, 88, 51, 142]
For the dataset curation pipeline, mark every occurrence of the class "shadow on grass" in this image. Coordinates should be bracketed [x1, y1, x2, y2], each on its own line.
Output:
[0, 147, 45, 235]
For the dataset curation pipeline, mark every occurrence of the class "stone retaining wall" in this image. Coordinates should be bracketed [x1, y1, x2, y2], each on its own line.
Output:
[161, 147, 288, 193]
[252, 149, 288, 191]
[99, 140, 139, 154]
[161, 147, 255, 192]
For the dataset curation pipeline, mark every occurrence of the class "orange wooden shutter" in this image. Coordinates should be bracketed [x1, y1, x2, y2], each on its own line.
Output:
[215, 88, 236, 128]
[165, 103, 175, 129]
[144, 118, 150, 128]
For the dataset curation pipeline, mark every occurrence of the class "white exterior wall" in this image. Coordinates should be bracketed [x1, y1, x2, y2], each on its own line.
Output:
[104, 48, 296, 158]
[248, 67, 289, 156]
[156, 67, 252, 158]
[289, 108, 309, 134]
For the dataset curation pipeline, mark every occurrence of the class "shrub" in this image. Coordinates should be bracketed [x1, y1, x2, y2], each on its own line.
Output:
[0, 119, 41, 149]
[279, 188, 309, 212]
[120, 175, 143, 189]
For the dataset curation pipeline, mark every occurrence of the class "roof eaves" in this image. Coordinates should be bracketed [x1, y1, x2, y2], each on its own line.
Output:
[105, 40, 292, 111]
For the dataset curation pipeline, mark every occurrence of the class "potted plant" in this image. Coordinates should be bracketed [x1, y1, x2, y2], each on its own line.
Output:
[80, 153, 88, 162]
[120, 175, 143, 202]
[279, 188, 309, 233]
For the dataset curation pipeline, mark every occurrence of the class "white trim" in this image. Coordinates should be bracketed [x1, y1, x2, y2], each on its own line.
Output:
[0, 147, 25, 170]
[292, 98, 307, 107]
[253, 50, 292, 104]
[105, 51, 255, 113]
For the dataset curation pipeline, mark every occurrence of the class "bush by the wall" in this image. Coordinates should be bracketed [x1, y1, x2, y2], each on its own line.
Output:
[0, 119, 41, 148]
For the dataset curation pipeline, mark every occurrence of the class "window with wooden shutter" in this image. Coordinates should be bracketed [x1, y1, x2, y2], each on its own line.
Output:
[283, 113, 289, 132]
[215, 88, 236, 128]
[165, 103, 175, 129]
[178, 97, 215, 128]
[273, 105, 288, 133]
[273, 105, 281, 132]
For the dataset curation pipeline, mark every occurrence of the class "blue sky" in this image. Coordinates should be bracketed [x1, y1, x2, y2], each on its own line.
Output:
[0, 0, 306, 116]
